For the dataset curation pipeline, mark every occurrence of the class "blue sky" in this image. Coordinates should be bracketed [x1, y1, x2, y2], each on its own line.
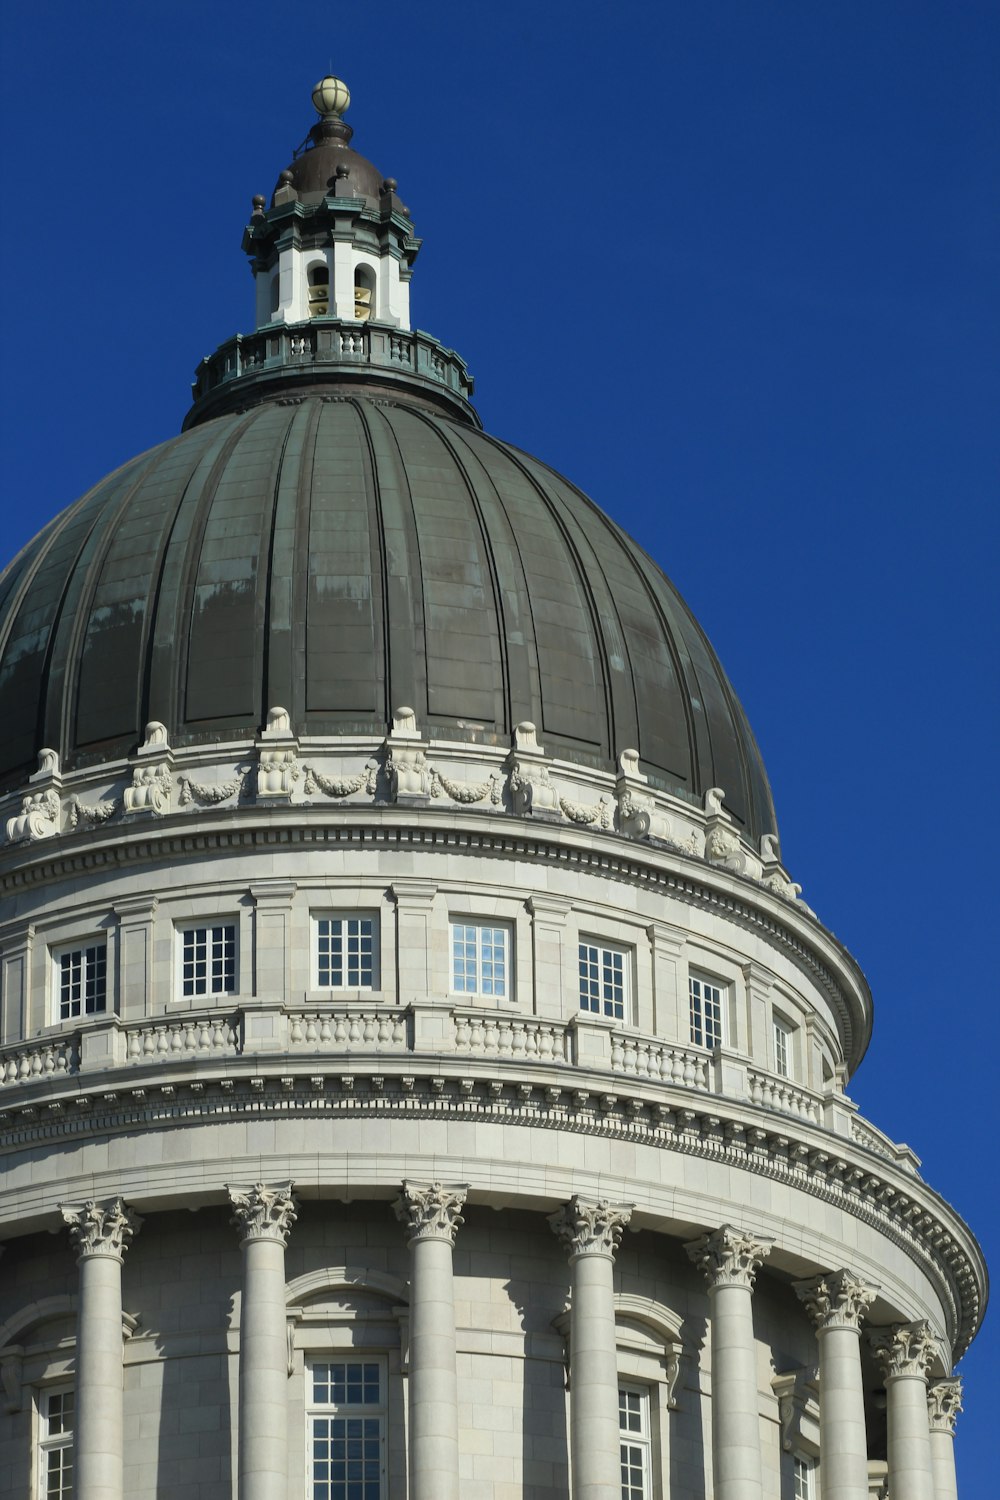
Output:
[1, 1, 997, 1487]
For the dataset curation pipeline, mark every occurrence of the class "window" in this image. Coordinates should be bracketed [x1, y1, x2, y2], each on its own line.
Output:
[793, 1454, 815, 1499]
[56, 943, 107, 1021]
[451, 921, 509, 998]
[308, 1360, 385, 1500]
[308, 263, 330, 316]
[619, 1385, 651, 1500]
[316, 915, 377, 989]
[180, 923, 236, 997]
[579, 941, 628, 1021]
[773, 1018, 793, 1079]
[38, 1386, 74, 1499]
[689, 974, 724, 1049]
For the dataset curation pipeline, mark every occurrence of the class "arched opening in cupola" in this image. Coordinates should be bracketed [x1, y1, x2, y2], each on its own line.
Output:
[307, 262, 330, 317]
[354, 264, 375, 322]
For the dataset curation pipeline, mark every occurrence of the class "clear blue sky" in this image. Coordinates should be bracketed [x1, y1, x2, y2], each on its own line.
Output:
[1, 1, 997, 1488]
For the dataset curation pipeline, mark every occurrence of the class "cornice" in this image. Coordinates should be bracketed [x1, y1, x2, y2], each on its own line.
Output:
[0, 1058, 983, 1360]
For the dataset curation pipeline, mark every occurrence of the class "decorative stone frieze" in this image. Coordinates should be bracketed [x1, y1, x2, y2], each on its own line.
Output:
[869, 1319, 939, 1380]
[548, 1195, 632, 1260]
[255, 707, 300, 801]
[386, 707, 432, 801]
[431, 766, 503, 805]
[393, 1181, 468, 1245]
[5, 787, 61, 843]
[927, 1377, 963, 1434]
[61, 1197, 142, 1259]
[794, 1268, 878, 1331]
[685, 1222, 773, 1289]
[228, 1181, 298, 1245]
[69, 793, 120, 827]
[508, 721, 559, 818]
[303, 762, 377, 798]
[179, 770, 249, 806]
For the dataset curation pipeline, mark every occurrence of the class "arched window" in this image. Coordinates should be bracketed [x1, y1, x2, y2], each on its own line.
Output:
[354, 265, 375, 322]
[269, 275, 280, 317]
[307, 263, 330, 317]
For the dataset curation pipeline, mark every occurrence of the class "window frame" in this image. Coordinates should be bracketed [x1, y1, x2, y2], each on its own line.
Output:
[36, 1383, 74, 1500]
[792, 1452, 816, 1500]
[773, 1016, 794, 1079]
[618, 1381, 653, 1500]
[578, 938, 631, 1023]
[312, 912, 380, 992]
[305, 1356, 387, 1500]
[52, 940, 108, 1023]
[688, 972, 725, 1050]
[449, 918, 512, 1002]
[176, 919, 238, 1000]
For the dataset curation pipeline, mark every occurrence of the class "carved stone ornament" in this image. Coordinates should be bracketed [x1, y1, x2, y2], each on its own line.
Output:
[6, 787, 61, 843]
[794, 1269, 878, 1332]
[124, 763, 172, 816]
[178, 771, 248, 806]
[509, 759, 559, 817]
[868, 1319, 939, 1381]
[60, 1197, 142, 1259]
[69, 794, 119, 828]
[303, 763, 378, 799]
[430, 767, 503, 805]
[927, 1377, 963, 1435]
[685, 1223, 774, 1290]
[228, 1182, 298, 1246]
[548, 1195, 633, 1261]
[393, 1180, 468, 1246]
[387, 744, 432, 800]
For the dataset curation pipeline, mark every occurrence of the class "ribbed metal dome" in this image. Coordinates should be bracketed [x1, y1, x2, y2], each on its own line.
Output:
[0, 392, 777, 840]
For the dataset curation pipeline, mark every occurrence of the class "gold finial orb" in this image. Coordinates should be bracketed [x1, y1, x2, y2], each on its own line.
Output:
[311, 75, 350, 119]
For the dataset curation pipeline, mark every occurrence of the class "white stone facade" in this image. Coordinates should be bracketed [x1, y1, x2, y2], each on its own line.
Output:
[0, 712, 984, 1499]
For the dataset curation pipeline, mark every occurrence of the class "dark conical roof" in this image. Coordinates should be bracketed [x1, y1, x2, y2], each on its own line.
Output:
[0, 391, 776, 840]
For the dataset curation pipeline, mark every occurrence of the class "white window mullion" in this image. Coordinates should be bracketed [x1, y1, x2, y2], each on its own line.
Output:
[618, 1384, 651, 1500]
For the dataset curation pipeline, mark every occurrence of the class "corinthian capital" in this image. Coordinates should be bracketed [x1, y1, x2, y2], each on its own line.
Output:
[869, 1320, 939, 1381]
[394, 1181, 468, 1246]
[61, 1198, 142, 1260]
[685, 1223, 773, 1290]
[794, 1269, 878, 1332]
[227, 1182, 298, 1246]
[548, 1196, 633, 1260]
[927, 1377, 963, 1434]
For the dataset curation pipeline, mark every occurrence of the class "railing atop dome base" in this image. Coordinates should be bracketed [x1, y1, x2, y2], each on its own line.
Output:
[0, 1001, 920, 1174]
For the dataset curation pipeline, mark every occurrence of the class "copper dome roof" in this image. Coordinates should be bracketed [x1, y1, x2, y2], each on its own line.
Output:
[0, 390, 776, 840]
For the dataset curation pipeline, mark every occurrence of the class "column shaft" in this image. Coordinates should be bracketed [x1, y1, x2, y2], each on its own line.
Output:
[76, 1252, 125, 1500]
[569, 1250, 621, 1500]
[238, 1236, 290, 1500]
[930, 1427, 959, 1500]
[886, 1376, 935, 1500]
[816, 1325, 869, 1500]
[709, 1281, 763, 1500]
[409, 1233, 460, 1500]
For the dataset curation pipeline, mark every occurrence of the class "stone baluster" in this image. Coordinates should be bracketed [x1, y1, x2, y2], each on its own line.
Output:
[549, 1195, 633, 1500]
[228, 1183, 298, 1500]
[926, 1377, 962, 1500]
[60, 1198, 141, 1500]
[869, 1320, 938, 1500]
[394, 1181, 468, 1500]
[686, 1223, 773, 1500]
[794, 1269, 877, 1500]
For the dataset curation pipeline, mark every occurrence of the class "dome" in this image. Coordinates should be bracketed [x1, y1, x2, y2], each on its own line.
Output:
[0, 389, 776, 841]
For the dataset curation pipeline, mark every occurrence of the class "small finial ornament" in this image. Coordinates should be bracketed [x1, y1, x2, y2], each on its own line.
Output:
[312, 74, 350, 119]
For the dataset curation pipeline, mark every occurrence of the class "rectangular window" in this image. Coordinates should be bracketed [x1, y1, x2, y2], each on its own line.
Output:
[579, 941, 629, 1021]
[57, 944, 107, 1021]
[316, 916, 377, 989]
[451, 921, 509, 998]
[180, 923, 236, 997]
[793, 1454, 815, 1499]
[39, 1386, 74, 1499]
[308, 1359, 385, 1500]
[619, 1384, 651, 1500]
[689, 974, 724, 1049]
[773, 1019, 792, 1079]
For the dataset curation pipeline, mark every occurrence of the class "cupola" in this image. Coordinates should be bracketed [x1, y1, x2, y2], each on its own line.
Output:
[242, 74, 418, 330]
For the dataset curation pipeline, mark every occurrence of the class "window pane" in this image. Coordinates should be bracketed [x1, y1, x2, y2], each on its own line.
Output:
[579, 942, 627, 1020]
[59, 945, 107, 1020]
[182, 925, 236, 996]
[318, 918, 375, 988]
[689, 976, 723, 1048]
[451, 922, 508, 997]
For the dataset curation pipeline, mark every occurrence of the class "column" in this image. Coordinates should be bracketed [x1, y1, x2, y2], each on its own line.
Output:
[394, 1180, 468, 1500]
[685, 1223, 773, 1500]
[869, 1320, 938, 1500]
[794, 1269, 877, 1500]
[927, 1378, 963, 1500]
[228, 1182, 298, 1500]
[549, 1195, 633, 1500]
[61, 1197, 141, 1500]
